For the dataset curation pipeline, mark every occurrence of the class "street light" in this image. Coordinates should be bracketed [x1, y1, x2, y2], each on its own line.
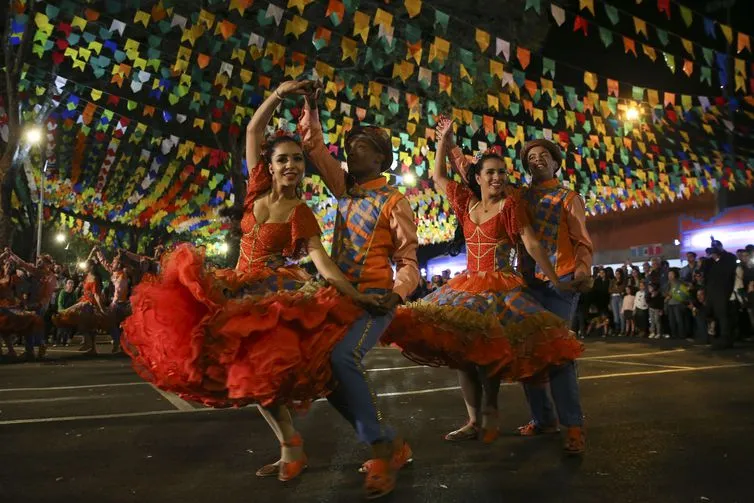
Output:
[77, 261, 87, 270]
[218, 242, 229, 254]
[25, 127, 43, 145]
[403, 173, 416, 186]
[625, 106, 640, 121]
[25, 126, 46, 260]
[55, 232, 66, 243]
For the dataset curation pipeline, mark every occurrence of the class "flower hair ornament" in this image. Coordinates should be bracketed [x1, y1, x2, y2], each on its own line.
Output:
[258, 128, 301, 163]
[472, 145, 504, 163]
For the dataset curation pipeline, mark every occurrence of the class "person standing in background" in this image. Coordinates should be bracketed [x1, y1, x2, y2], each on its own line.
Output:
[704, 240, 738, 349]
[666, 269, 691, 340]
[634, 280, 649, 337]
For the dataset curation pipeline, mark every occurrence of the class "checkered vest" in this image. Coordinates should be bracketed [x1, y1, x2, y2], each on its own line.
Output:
[332, 184, 401, 286]
[520, 184, 572, 279]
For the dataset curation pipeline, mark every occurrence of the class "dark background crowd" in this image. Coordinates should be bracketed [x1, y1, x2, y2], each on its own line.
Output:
[575, 243, 754, 350]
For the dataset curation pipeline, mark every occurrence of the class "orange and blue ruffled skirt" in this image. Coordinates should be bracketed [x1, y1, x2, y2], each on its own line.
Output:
[121, 244, 363, 408]
[52, 301, 112, 332]
[0, 300, 42, 333]
[383, 271, 583, 380]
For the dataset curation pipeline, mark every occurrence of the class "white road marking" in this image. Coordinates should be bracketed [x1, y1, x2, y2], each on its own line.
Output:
[149, 384, 195, 411]
[585, 359, 692, 370]
[0, 395, 112, 405]
[3, 361, 752, 426]
[578, 362, 754, 380]
[367, 365, 423, 372]
[0, 382, 147, 393]
[579, 348, 687, 360]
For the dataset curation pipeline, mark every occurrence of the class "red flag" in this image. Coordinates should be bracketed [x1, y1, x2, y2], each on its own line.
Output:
[657, 0, 671, 19]
[573, 16, 588, 36]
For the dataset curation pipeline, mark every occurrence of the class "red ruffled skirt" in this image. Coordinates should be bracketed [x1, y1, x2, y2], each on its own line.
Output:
[121, 244, 364, 407]
[52, 302, 112, 332]
[0, 300, 42, 333]
[383, 271, 583, 380]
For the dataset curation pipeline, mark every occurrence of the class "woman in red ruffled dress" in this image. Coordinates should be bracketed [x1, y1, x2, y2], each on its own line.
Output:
[383, 118, 583, 442]
[0, 255, 43, 359]
[121, 80, 380, 483]
[52, 255, 108, 356]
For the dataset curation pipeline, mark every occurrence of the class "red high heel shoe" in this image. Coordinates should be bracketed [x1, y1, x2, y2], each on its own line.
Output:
[278, 434, 308, 482]
[481, 411, 500, 444]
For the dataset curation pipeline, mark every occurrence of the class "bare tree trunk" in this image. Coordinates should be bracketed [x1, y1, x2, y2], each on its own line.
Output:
[224, 139, 246, 267]
[0, 150, 14, 247]
[0, 0, 37, 249]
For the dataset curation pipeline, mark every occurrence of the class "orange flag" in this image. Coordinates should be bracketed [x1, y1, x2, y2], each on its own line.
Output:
[623, 37, 637, 57]
[517, 47, 531, 69]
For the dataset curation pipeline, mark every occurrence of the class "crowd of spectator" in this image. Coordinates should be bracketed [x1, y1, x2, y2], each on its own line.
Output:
[575, 243, 754, 350]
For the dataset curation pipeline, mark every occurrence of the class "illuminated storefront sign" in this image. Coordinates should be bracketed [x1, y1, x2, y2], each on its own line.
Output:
[679, 206, 754, 253]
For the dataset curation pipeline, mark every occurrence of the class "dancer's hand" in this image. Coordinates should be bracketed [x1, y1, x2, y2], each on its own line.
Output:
[568, 276, 594, 293]
[378, 292, 403, 312]
[436, 115, 454, 141]
[275, 80, 318, 99]
[355, 293, 384, 314]
[302, 81, 323, 108]
[554, 279, 580, 292]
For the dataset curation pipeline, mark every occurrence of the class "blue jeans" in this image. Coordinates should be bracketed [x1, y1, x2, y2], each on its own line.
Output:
[668, 304, 690, 339]
[523, 275, 584, 428]
[25, 306, 47, 353]
[611, 295, 624, 332]
[326, 310, 395, 444]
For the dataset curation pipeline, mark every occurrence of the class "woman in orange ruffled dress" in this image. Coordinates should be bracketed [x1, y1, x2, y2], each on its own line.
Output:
[0, 255, 43, 359]
[52, 255, 109, 356]
[121, 80, 380, 483]
[383, 118, 583, 442]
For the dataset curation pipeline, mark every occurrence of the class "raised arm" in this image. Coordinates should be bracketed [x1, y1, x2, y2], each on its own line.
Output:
[6, 251, 39, 275]
[96, 249, 114, 274]
[299, 93, 348, 197]
[432, 117, 455, 195]
[247, 80, 316, 176]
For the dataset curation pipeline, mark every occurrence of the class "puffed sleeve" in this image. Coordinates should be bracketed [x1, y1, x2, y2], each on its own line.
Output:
[445, 180, 475, 219]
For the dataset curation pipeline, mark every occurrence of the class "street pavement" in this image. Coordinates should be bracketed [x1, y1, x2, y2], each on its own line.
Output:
[1, 340, 753, 503]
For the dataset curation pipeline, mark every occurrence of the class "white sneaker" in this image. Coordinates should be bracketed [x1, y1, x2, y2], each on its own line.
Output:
[663, 334, 670, 339]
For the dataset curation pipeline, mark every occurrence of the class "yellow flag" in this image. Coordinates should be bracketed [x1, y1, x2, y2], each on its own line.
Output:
[404, 0, 422, 18]
[633, 17, 647, 38]
[353, 11, 370, 43]
[642, 44, 656, 61]
[720, 24, 733, 44]
[341, 37, 358, 62]
[475, 29, 490, 52]
[647, 89, 659, 107]
[489, 59, 503, 80]
[284, 16, 308, 38]
[583, 71, 597, 91]
[71, 16, 87, 31]
[579, 0, 594, 15]
[134, 10, 150, 27]
[487, 94, 499, 111]
[681, 39, 694, 57]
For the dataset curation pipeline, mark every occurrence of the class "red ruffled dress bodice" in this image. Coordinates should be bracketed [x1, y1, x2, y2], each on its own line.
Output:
[383, 182, 583, 380]
[122, 165, 363, 407]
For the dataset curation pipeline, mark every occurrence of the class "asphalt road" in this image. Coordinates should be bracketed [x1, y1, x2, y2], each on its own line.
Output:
[1, 340, 753, 503]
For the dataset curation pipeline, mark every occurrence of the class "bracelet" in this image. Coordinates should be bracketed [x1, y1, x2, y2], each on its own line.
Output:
[274, 89, 283, 100]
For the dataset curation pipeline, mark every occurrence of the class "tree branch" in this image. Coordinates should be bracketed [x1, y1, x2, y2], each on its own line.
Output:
[11, 0, 37, 78]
